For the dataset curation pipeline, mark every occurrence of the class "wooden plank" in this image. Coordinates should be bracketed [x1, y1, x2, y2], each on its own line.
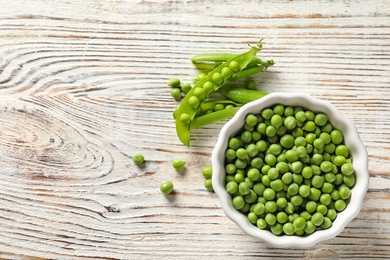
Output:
[0, 0, 389, 258]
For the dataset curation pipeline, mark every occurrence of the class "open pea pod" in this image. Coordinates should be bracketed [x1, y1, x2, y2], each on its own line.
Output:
[175, 41, 264, 147]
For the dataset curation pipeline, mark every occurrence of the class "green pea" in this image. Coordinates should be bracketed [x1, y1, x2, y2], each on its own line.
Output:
[214, 103, 225, 111]
[302, 166, 313, 179]
[267, 167, 279, 180]
[253, 183, 266, 196]
[271, 114, 283, 128]
[292, 127, 304, 138]
[225, 149, 237, 161]
[232, 196, 245, 210]
[304, 221, 316, 235]
[292, 173, 303, 185]
[305, 201, 317, 213]
[266, 125, 277, 137]
[225, 175, 235, 183]
[311, 154, 324, 165]
[229, 60, 240, 72]
[291, 195, 304, 206]
[261, 108, 274, 120]
[321, 217, 332, 229]
[330, 129, 343, 144]
[284, 116, 297, 130]
[327, 209, 337, 221]
[303, 121, 316, 132]
[276, 197, 288, 208]
[236, 148, 248, 160]
[160, 180, 174, 195]
[251, 157, 263, 169]
[241, 131, 252, 143]
[221, 67, 233, 79]
[324, 143, 336, 154]
[293, 217, 306, 231]
[133, 153, 144, 164]
[263, 188, 276, 201]
[168, 78, 181, 88]
[314, 113, 328, 126]
[238, 182, 251, 195]
[320, 161, 333, 173]
[265, 213, 277, 225]
[226, 181, 238, 194]
[305, 110, 315, 121]
[202, 166, 213, 179]
[253, 203, 265, 216]
[204, 179, 213, 190]
[244, 190, 258, 203]
[282, 172, 293, 185]
[180, 113, 191, 124]
[300, 211, 312, 221]
[212, 72, 224, 84]
[225, 164, 237, 174]
[295, 136, 307, 147]
[276, 162, 289, 174]
[273, 104, 284, 116]
[181, 83, 192, 94]
[234, 172, 245, 183]
[287, 183, 299, 196]
[172, 159, 185, 170]
[193, 87, 206, 99]
[320, 194, 332, 206]
[335, 199, 347, 212]
[228, 138, 241, 149]
[269, 144, 282, 155]
[257, 218, 267, 229]
[286, 150, 299, 162]
[188, 96, 200, 108]
[270, 223, 283, 235]
[341, 163, 355, 176]
[299, 185, 311, 197]
[246, 114, 258, 127]
[309, 188, 321, 201]
[265, 154, 277, 167]
[245, 79, 257, 90]
[270, 179, 284, 192]
[285, 202, 295, 215]
[306, 133, 316, 144]
[339, 186, 351, 199]
[312, 175, 325, 189]
[283, 222, 295, 235]
[265, 201, 278, 213]
[311, 212, 324, 226]
[280, 134, 295, 149]
[248, 168, 261, 181]
[171, 88, 182, 100]
[274, 211, 288, 224]
[290, 161, 303, 174]
[295, 111, 306, 123]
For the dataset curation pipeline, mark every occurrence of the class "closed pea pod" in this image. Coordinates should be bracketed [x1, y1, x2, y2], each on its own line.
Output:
[175, 41, 264, 147]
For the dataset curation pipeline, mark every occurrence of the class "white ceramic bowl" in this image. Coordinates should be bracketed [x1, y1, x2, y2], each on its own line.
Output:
[212, 92, 369, 248]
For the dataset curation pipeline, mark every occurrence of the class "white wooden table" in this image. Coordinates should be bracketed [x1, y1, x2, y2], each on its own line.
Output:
[0, 1, 389, 259]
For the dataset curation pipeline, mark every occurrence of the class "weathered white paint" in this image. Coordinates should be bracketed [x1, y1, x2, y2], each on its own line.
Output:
[0, 0, 389, 259]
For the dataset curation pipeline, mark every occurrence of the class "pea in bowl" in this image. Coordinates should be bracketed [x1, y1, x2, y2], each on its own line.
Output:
[211, 92, 369, 248]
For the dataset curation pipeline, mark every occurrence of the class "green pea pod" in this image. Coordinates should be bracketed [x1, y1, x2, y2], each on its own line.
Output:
[220, 86, 268, 104]
[191, 107, 241, 130]
[199, 100, 240, 114]
[192, 54, 274, 76]
[175, 41, 264, 147]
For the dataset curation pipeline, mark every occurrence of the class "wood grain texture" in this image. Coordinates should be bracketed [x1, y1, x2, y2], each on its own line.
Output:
[0, 0, 389, 259]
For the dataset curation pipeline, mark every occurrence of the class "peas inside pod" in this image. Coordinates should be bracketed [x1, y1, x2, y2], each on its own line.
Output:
[224, 104, 356, 236]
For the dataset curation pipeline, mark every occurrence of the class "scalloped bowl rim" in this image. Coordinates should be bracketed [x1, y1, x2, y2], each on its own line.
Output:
[211, 92, 369, 248]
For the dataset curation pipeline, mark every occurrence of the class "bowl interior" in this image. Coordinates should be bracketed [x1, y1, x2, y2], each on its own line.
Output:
[211, 92, 369, 248]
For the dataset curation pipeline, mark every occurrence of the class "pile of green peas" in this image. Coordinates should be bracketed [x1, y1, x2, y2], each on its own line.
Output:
[224, 104, 356, 236]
